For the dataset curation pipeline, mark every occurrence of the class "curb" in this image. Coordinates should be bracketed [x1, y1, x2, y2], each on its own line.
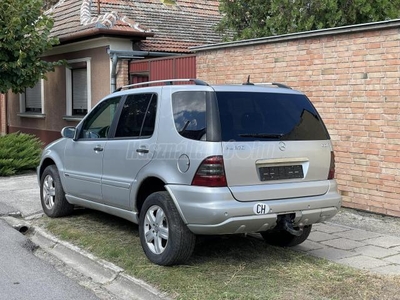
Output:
[31, 227, 169, 300]
[1, 216, 169, 300]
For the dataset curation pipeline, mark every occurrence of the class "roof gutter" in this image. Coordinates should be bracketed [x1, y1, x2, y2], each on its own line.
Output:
[108, 50, 180, 92]
[58, 28, 154, 45]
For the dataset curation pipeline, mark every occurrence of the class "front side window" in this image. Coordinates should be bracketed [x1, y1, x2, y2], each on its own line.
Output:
[80, 97, 121, 139]
[66, 58, 91, 117]
[115, 93, 157, 138]
[172, 91, 206, 140]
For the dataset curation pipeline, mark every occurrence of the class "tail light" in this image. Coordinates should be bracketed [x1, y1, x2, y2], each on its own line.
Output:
[192, 156, 227, 187]
[328, 151, 335, 180]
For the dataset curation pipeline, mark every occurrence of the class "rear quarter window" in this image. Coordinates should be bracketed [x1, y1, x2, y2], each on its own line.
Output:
[216, 91, 329, 141]
[172, 91, 207, 140]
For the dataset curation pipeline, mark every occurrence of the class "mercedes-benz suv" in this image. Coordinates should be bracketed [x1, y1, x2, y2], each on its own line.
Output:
[38, 79, 341, 265]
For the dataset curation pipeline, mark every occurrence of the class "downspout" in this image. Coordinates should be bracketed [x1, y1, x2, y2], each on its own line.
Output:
[5, 93, 7, 134]
[111, 53, 118, 93]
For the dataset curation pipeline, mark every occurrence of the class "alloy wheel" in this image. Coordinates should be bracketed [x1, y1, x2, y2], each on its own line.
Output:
[143, 205, 169, 254]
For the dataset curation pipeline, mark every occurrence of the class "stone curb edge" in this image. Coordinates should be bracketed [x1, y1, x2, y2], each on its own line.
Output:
[1, 216, 169, 300]
[31, 227, 170, 300]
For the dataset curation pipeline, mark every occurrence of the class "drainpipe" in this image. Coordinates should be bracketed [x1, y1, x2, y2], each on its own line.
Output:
[111, 53, 118, 93]
[109, 50, 180, 92]
[5, 93, 7, 134]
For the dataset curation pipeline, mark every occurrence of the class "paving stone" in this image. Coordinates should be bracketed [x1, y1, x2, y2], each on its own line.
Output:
[383, 254, 400, 264]
[354, 245, 400, 259]
[308, 231, 335, 242]
[372, 264, 400, 275]
[365, 236, 400, 248]
[337, 255, 389, 270]
[334, 229, 382, 241]
[312, 223, 350, 234]
[308, 248, 357, 261]
[292, 240, 325, 252]
[321, 238, 364, 250]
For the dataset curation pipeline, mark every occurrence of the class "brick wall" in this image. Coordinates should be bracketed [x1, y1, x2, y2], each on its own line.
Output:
[117, 60, 130, 89]
[195, 22, 400, 217]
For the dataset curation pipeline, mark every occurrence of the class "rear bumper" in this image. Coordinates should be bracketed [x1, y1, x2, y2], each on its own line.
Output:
[166, 180, 342, 235]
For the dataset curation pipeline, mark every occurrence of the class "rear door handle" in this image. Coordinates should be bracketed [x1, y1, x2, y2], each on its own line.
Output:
[136, 148, 149, 154]
[94, 145, 104, 152]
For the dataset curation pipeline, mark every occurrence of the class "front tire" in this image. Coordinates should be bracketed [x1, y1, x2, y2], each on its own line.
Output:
[139, 191, 196, 266]
[40, 165, 74, 217]
[261, 225, 312, 247]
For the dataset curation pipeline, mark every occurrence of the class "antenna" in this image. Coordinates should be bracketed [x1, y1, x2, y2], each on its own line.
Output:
[243, 75, 254, 85]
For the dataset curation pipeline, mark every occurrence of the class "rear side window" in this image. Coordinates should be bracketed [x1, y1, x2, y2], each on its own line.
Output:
[172, 91, 206, 140]
[115, 93, 157, 138]
[216, 92, 329, 141]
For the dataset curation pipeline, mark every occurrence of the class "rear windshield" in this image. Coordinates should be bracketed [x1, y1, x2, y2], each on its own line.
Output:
[216, 92, 329, 141]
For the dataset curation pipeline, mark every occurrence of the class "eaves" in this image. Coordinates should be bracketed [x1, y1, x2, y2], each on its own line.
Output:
[58, 28, 155, 46]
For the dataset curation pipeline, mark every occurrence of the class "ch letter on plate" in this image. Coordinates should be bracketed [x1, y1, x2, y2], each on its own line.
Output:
[253, 203, 270, 215]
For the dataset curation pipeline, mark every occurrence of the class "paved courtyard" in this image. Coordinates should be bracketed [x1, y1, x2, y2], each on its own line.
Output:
[295, 222, 400, 275]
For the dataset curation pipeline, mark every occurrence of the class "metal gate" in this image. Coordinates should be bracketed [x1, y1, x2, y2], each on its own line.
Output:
[129, 55, 196, 84]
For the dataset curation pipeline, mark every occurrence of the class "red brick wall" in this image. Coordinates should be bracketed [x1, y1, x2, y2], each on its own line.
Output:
[196, 25, 400, 217]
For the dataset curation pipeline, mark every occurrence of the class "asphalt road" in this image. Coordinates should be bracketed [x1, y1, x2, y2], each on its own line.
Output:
[0, 173, 100, 300]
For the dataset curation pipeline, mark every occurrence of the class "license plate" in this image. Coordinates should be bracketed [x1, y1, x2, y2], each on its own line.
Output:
[259, 165, 304, 181]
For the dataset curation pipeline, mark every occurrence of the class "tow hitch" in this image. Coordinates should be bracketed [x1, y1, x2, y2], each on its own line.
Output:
[277, 215, 303, 236]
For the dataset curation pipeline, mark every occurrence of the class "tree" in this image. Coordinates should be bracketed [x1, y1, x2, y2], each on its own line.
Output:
[217, 0, 400, 41]
[0, 0, 60, 94]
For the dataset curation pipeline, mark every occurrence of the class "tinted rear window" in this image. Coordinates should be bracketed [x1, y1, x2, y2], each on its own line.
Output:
[216, 92, 329, 141]
[172, 91, 206, 140]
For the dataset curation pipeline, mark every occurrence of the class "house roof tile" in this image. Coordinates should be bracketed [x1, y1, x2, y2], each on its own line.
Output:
[48, 0, 223, 53]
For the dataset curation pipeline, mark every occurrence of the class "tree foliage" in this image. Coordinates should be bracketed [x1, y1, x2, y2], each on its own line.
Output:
[0, 0, 60, 94]
[217, 0, 400, 40]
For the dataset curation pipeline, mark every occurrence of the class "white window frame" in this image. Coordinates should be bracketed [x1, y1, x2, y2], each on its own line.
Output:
[66, 57, 91, 116]
[19, 79, 45, 114]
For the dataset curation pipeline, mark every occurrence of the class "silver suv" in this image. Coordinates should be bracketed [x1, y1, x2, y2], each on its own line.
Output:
[38, 79, 341, 265]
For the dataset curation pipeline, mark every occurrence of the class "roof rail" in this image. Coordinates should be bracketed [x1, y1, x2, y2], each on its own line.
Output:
[258, 82, 292, 89]
[114, 78, 209, 92]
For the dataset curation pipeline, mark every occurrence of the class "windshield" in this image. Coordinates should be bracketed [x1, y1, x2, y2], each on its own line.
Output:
[216, 91, 329, 142]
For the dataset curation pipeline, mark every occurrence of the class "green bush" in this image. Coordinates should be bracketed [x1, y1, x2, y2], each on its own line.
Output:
[0, 132, 42, 176]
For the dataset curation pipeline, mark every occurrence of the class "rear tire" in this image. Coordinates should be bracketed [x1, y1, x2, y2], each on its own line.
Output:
[40, 165, 74, 217]
[139, 191, 196, 265]
[261, 225, 312, 247]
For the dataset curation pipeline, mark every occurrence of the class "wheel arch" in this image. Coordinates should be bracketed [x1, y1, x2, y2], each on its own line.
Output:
[39, 158, 57, 180]
[135, 176, 166, 215]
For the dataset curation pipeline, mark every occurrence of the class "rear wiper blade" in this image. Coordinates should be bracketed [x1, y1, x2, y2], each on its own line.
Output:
[239, 133, 285, 139]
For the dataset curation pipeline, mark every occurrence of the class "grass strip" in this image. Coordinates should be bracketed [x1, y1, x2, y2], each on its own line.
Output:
[35, 210, 400, 300]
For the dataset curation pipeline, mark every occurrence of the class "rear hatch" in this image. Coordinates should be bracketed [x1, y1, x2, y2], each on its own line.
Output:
[215, 89, 332, 202]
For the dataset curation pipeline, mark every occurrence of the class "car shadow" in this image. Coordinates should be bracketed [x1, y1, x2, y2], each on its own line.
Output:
[69, 208, 301, 266]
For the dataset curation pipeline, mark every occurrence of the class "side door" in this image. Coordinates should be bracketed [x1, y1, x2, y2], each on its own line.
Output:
[101, 92, 158, 210]
[63, 97, 121, 202]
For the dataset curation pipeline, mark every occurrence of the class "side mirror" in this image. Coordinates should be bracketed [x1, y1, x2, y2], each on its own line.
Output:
[61, 127, 76, 139]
